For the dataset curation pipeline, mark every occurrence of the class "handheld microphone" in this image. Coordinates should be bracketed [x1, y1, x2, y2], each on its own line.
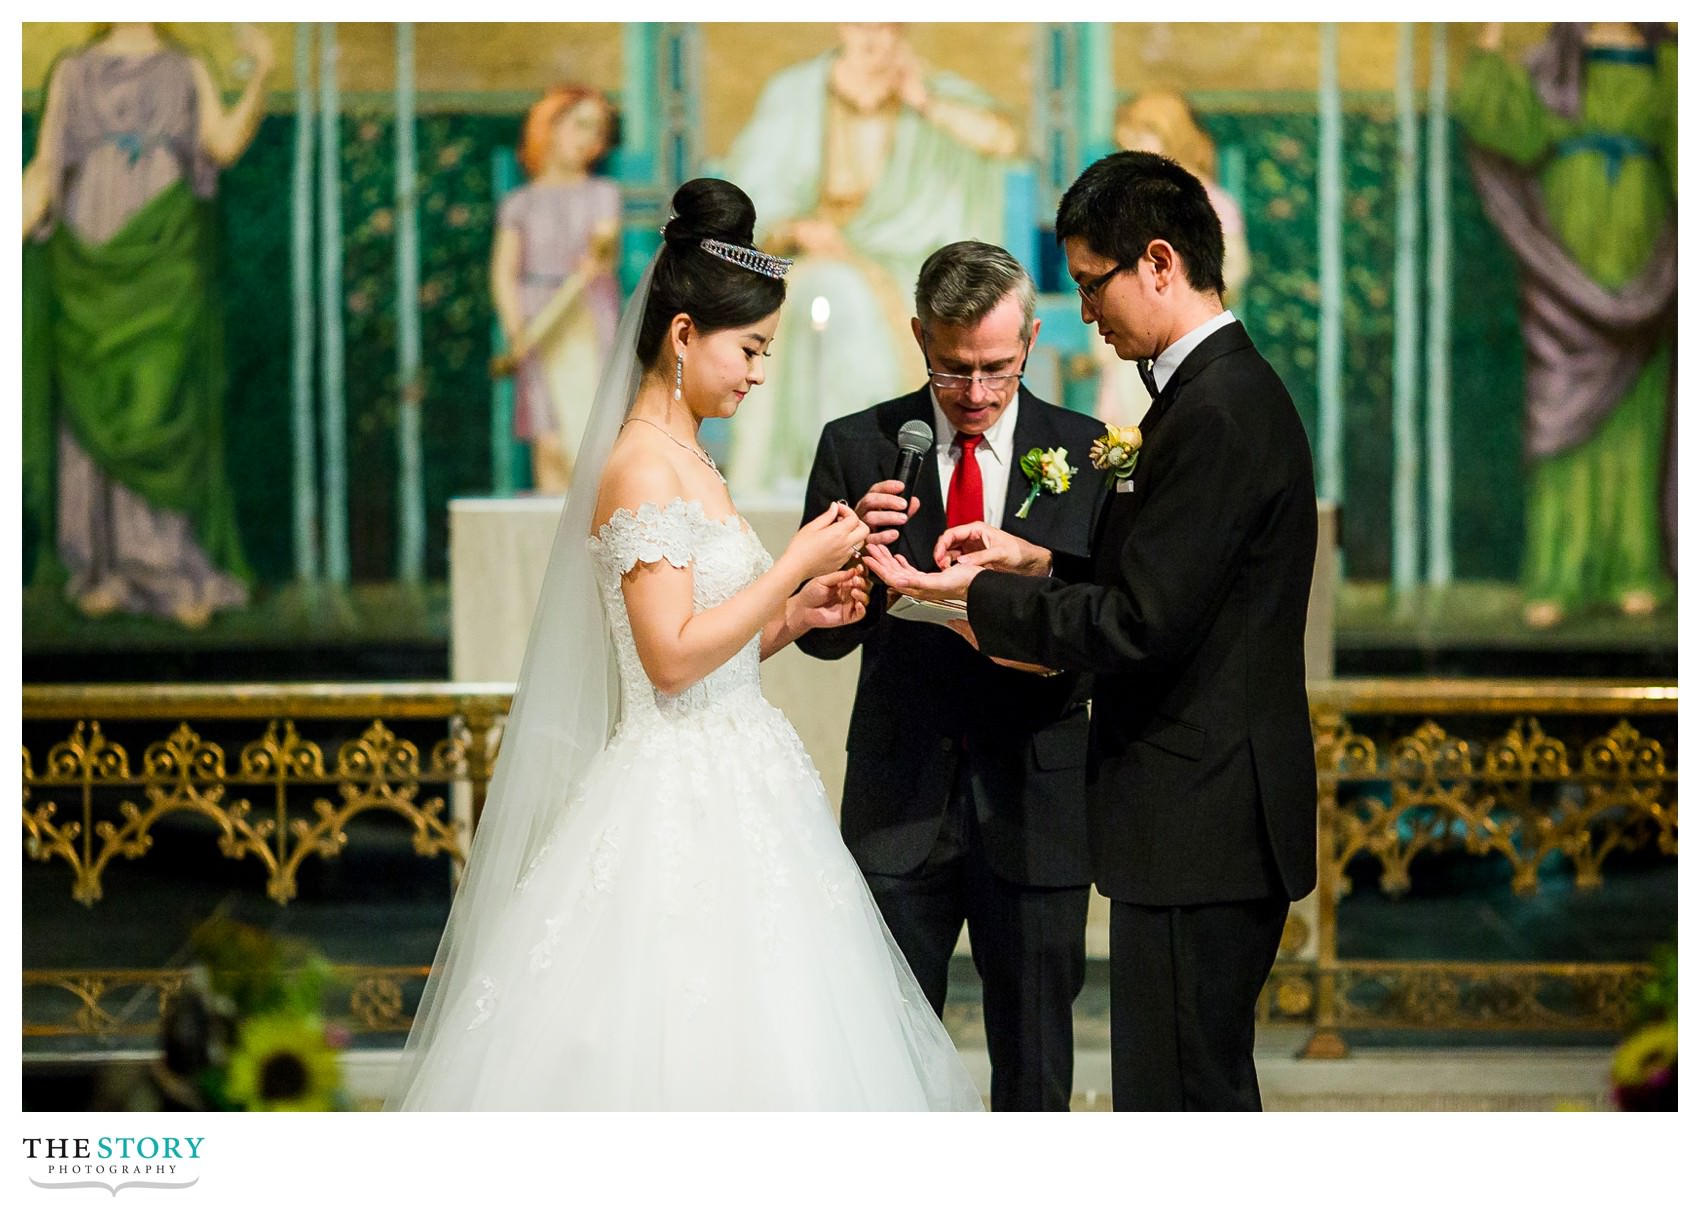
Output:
[892, 419, 934, 502]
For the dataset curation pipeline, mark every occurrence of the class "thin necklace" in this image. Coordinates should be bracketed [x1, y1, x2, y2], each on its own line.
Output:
[624, 416, 724, 481]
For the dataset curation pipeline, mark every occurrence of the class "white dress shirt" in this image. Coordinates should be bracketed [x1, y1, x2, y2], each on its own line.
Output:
[929, 390, 1021, 528]
[1151, 309, 1238, 394]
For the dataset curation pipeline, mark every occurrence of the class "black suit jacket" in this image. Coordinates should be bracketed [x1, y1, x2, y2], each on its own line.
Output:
[798, 385, 1112, 886]
[968, 322, 1319, 905]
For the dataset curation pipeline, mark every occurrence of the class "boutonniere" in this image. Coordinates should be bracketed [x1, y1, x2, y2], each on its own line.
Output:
[1015, 447, 1075, 519]
[1089, 423, 1142, 481]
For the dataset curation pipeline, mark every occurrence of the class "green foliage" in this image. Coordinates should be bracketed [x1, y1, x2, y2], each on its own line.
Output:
[154, 917, 349, 1112]
[189, 917, 329, 1020]
[1630, 942, 1678, 1027]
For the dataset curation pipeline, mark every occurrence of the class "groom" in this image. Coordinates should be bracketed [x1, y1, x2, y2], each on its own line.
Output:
[866, 152, 1318, 1111]
[798, 240, 1111, 1111]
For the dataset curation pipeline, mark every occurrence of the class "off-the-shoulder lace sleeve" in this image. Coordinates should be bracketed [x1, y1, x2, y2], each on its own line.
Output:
[591, 499, 698, 575]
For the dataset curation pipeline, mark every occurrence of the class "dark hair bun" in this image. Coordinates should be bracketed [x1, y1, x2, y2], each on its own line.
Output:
[637, 177, 784, 365]
[661, 178, 757, 247]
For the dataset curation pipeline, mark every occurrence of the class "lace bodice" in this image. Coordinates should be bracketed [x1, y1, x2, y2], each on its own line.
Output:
[588, 498, 774, 722]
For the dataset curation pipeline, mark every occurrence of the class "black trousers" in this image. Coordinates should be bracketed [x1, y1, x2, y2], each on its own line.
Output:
[863, 759, 1089, 1112]
[1108, 896, 1289, 1111]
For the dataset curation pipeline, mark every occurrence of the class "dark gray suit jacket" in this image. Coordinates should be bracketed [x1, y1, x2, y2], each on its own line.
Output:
[969, 323, 1319, 905]
[799, 385, 1112, 886]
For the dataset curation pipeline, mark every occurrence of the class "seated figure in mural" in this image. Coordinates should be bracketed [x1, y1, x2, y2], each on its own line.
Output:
[489, 86, 622, 495]
[1093, 90, 1251, 428]
[1457, 22, 1676, 628]
[717, 22, 1019, 498]
[21, 22, 272, 629]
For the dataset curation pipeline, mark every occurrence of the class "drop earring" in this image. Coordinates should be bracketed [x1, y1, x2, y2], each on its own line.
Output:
[673, 355, 683, 402]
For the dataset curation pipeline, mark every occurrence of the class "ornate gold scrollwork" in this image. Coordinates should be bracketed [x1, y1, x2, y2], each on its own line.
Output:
[23, 966, 425, 1039]
[349, 974, 410, 1032]
[1303, 687, 1675, 1047]
[21, 683, 1674, 1045]
[271, 721, 463, 901]
[1321, 713, 1675, 900]
[23, 709, 482, 906]
[23, 970, 189, 1038]
[1273, 975, 1315, 1018]
[1332, 963, 1650, 1032]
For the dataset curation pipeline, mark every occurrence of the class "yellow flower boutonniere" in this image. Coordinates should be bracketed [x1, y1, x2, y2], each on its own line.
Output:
[1089, 423, 1142, 481]
[1015, 447, 1075, 519]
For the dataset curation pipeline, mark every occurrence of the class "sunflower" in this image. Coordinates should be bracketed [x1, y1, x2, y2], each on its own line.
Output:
[223, 1013, 345, 1112]
[1611, 1020, 1677, 1112]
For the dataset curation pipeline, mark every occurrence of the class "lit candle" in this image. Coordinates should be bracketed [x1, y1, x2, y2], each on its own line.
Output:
[811, 295, 832, 443]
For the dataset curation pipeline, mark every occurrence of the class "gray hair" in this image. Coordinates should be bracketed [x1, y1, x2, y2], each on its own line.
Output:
[914, 240, 1037, 335]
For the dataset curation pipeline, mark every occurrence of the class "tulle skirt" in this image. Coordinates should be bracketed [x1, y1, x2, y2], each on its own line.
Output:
[395, 689, 984, 1111]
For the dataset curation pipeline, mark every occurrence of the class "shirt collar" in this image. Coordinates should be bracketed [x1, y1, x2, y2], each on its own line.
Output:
[929, 388, 1021, 465]
[1152, 310, 1237, 392]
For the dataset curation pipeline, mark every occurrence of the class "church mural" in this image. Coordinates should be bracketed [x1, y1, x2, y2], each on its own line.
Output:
[22, 22, 275, 630]
[19, 21, 1677, 660]
[1457, 22, 1677, 629]
[710, 23, 1020, 498]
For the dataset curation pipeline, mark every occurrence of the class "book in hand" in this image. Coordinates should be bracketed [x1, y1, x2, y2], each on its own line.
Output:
[888, 594, 970, 626]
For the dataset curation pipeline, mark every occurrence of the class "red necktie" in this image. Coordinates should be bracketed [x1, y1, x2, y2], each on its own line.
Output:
[946, 432, 984, 530]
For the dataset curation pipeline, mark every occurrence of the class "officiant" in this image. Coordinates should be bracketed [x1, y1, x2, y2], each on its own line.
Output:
[798, 240, 1111, 1111]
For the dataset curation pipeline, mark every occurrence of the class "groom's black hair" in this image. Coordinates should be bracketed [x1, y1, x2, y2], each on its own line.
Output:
[1055, 150, 1226, 297]
[640, 178, 787, 365]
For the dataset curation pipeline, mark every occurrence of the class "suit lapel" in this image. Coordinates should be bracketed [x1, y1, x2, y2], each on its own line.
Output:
[1000, 389, 1099, 557]
[1140, 319, 1252, 442]
[1000, 388, 1045, 545]
[1095, 321, 1255, 564]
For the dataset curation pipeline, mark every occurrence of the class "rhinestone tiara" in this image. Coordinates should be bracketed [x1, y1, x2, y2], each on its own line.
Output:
[698, 238, 793, 280]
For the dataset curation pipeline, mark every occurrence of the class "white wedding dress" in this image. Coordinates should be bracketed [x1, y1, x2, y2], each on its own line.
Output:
[397, 497, 984, 1110]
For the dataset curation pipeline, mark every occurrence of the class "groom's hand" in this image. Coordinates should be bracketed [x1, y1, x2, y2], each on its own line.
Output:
[854, 479, 920, 547]
[861, 544, 981, 602]
[934, 522, 1053, 577]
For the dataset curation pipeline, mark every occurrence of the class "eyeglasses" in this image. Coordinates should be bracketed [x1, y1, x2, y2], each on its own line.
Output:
[1075, 261, 1132, 308]
[923, 341, 1029, 393]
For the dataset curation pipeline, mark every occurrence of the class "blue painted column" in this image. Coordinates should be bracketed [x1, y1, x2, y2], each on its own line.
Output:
[394, 22, 425, 583]
[1003, 163, 1039, 281]
[1425, 24, 1454, 587]
[489, 149, 522, 497]
[1391, 23, 1421, 593]
[1316, 23, 1345, 515]
[660, 25, 699, 194]
[617, 22, 666, 283]
[317, 22, 350, 585]
[620, 22, 657, 180]
[1074, 22, 1115, 169]
[290, 23, 320, 583]
[1032, 25, 1075, 219]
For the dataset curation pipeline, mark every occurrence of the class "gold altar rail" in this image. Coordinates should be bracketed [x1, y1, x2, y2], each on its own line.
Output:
[23, 965, 429, 1039]
[22, 683, 512, 906]
[21, 679, 1678, 1047]
[1301, 678, 1676, 1055]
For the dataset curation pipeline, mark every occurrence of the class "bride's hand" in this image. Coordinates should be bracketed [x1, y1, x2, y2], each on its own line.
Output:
[787, 567, 869, 633]
[783, 502, 870, 582]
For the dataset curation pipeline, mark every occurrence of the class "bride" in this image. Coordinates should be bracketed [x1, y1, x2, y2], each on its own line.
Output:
[388, 178, 984, 1111]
